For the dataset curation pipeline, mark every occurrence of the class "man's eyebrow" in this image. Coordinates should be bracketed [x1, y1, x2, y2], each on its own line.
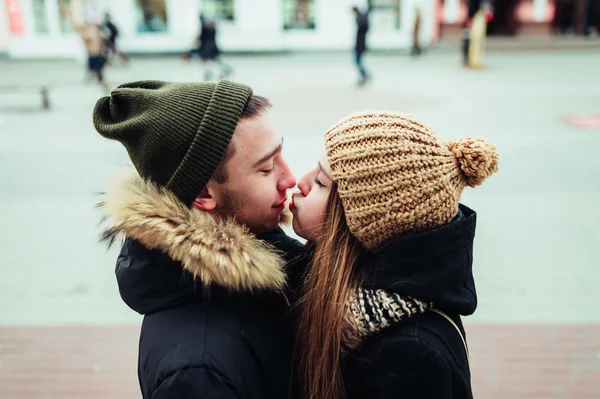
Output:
[318, 160, 333, 180]
[252, 140, 284, 168]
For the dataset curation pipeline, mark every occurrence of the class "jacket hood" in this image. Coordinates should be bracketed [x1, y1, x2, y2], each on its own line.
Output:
[99, 169, 288, 314]
[363, 204, 478, 316]
[115, 238, 205, 315]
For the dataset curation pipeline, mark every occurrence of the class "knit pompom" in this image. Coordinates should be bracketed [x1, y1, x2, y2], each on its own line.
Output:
[448, 137, 499, 187]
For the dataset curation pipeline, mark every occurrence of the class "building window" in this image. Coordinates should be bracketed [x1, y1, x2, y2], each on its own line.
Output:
[32, 0, 50, 34]
[136, 0, 168, 33]
[283, 0, 316, 30]
[200, 0, 235, 21]
[368, 0, 401, 30]
[57, 0, 73, 34]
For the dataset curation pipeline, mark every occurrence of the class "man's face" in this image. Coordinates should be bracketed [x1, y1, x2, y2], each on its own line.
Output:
[208, 110, 296, 235]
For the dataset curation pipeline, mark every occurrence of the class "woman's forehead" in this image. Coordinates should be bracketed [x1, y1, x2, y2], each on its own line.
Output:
[318, 155, 332, 178]
[319, 153, 329, 167]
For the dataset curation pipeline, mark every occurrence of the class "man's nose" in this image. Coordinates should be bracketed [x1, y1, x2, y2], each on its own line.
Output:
[278, 161, 296, 191]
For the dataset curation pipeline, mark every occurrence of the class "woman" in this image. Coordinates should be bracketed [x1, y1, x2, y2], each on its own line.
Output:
[290, 112, 499, 399]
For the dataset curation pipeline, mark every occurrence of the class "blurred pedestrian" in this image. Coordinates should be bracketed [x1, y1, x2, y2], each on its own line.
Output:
[183, 14, 233, 81]
[463, 0, 492, 68]
[69, 7, 109, 92]
[352, 6, 371, 87]
[462, 0, 481, 66]
[100, 12, 129, 66]
[411, 7, 423, 56]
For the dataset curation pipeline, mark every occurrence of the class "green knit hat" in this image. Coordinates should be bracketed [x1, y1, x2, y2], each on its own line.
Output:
[93, 80, 253, 206]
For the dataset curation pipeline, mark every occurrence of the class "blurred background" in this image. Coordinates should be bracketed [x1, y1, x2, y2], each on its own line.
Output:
[1, 0, 599, 398]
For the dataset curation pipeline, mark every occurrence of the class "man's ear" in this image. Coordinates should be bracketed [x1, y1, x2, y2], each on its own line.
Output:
[193, 187, 217, 211]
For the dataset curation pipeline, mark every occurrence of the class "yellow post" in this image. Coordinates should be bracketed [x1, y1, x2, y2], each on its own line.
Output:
[468, 9, 487, 69]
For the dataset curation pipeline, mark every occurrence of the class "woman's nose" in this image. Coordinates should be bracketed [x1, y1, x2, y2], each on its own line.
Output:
[297, 175, 311, 196]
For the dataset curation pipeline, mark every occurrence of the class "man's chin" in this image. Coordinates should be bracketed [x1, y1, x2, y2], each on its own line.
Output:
[264, 219, 281, 233]
[245, 217, 280, 236]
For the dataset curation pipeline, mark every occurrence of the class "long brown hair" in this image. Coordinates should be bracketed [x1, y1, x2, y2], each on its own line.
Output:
[297, 184, 368, 399]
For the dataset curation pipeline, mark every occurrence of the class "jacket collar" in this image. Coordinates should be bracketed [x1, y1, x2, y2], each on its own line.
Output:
[100, 169, 287, 292]
[364, 205, 478, 316]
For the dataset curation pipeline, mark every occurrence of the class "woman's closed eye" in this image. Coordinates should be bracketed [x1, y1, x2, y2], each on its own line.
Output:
[313, 177, 326, 188]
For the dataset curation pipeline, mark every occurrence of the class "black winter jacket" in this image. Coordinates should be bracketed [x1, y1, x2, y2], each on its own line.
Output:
[343, 205, 477, 399]
[103, 170, 305, 399]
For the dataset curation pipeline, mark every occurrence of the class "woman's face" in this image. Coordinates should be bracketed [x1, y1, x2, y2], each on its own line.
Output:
[290, 156, 333, 241]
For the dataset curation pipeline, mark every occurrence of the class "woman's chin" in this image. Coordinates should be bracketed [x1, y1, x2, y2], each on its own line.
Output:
[292, 228, 307, 240]
[291, 220, 309, 241]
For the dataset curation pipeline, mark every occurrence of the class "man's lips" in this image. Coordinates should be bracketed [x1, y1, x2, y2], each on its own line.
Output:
[273, 198, 287, 209]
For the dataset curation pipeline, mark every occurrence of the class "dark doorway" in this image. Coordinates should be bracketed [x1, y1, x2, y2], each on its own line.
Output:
[487, 0, 520, 35]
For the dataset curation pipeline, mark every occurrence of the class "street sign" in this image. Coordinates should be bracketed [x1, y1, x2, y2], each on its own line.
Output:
[6, 0, 25, 36]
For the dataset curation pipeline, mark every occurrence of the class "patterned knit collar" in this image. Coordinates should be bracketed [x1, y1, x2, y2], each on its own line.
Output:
[343, 288, 431, 349]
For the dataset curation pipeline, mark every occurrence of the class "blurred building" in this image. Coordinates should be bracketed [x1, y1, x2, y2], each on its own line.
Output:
[439, 0, 599, 37]
[0, 0, 441, 59]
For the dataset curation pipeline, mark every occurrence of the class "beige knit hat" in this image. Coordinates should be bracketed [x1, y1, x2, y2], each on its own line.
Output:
[324, 111, 499, 252]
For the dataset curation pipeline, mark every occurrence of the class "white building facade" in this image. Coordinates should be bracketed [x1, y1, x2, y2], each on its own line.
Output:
[1, 0, 439, 59]
[440, 0, 553, 25]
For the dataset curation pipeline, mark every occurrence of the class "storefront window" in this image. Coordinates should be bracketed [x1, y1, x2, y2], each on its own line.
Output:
[57, 0, 73, 34]
[201, 0, 235, 21]
[32, 0, 50, 34]
[368, 0, 401, 30]
[136, 0, 168, 33]
[283, 0, 316, 30]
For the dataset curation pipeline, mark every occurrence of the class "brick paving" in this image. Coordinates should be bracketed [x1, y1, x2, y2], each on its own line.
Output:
[0, 326, 139, 399]
[1, 325, 599, 399]
[469, 325, 600, 399]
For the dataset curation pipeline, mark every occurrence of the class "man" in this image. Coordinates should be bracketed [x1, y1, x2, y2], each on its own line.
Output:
[100, 12, 129, 66]
[182, 14, 233, 81]
[352, 6, 370, 87]
[197, 14, 233, 81]
[94, 80, 302, 398]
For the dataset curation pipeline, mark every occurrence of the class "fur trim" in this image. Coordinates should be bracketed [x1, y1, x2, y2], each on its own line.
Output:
[99, 169, 287, 292]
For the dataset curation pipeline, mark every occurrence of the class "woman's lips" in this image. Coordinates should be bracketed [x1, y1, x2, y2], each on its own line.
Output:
[290, 194, 298, 212]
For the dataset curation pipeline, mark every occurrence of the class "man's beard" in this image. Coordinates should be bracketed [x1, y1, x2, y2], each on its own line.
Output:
[215, 188, 245, 217]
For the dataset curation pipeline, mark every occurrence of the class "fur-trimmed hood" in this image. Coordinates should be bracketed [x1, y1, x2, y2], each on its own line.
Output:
[100, 169, 287, 292]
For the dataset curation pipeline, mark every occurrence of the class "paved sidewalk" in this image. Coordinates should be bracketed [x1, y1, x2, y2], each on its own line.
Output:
[1, 51, 599, 325]
[1, 51, 599, 398]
